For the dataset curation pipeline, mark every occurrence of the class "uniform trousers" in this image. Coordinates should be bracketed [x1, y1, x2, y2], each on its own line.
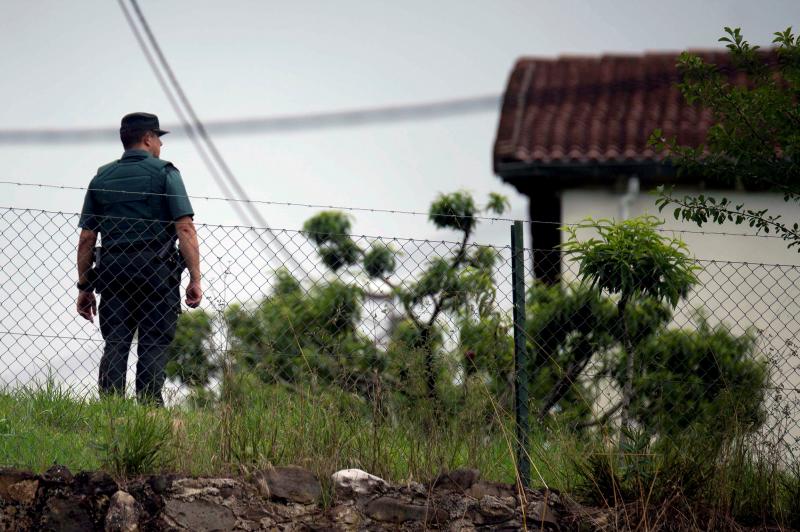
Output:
[97, 251, 180, 405]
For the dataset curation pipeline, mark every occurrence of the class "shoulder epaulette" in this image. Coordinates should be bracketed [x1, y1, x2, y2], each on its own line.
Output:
[141, 156, 175, 173]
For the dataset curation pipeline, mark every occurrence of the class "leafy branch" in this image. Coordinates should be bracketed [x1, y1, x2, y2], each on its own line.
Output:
[650, 27, 800, 251]
[656, 188, 800, 249]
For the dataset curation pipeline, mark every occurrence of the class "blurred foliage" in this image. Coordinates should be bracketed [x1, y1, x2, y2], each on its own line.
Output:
[302, 210, 352, 246]
[625, 316, 767, 437]
[305, 191, 510, 400]
[563, 216, 701, 434]
[166, 202, 768, 443]
[429, 190, 478, 233]
[363, 244, 396, 278]
[165, 310, 216, 387]
[225, 271, 380, 394]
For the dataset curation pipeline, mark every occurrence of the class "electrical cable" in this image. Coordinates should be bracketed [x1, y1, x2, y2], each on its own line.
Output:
[117, 0, 278, 268]
[115, 0, 247, 225]
[121, 0, 305, 273]
[0, 95, 501, 145]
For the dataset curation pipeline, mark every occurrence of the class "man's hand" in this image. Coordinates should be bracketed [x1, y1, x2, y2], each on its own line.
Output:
[77, 291, 97, 322]
[185, 280, 202, 308]
[176, 216, 202, 309]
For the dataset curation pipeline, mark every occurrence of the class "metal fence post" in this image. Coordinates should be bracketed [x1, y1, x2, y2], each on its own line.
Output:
[511, 220, 530, 488]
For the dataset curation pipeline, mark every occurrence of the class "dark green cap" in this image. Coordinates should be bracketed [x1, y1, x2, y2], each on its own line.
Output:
[120, 112, 169, 136]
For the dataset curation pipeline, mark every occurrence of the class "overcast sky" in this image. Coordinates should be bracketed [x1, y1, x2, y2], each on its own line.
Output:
[1, 0, 799, 247]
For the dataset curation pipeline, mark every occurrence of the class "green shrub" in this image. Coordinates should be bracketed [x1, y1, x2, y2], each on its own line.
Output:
[626, 317, 767, 438]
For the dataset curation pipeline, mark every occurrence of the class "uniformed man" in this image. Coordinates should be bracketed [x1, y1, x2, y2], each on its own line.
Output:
[75, 112, 202, 405]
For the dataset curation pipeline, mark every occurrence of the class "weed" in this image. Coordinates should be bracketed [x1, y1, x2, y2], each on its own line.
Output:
[93, 397, 172, 477]
[18, 375, 88, 432]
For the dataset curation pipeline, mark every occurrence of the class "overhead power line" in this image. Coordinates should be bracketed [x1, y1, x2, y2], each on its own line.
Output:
[121, 0, 304, 273]
[115, 0, 250, 234]
[0, 95, 502, 145]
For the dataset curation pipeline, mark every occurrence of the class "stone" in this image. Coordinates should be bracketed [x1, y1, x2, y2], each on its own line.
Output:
[105, 491, 141, 532]
[124, 479, 165, 524]
[218, 485, 235, 499]
[40, 495, 94, 532]
[41, 464, 74, 485]
[148, 475, 172, 495]
[255, 466, 322, 504]
[490, 520, 524, 531]
[235, 520, 261, 532]
[163, 498, 237, 531]
[430, 468, 481, 492]
[269, 501, 319, 521]
[330, 503, 362, 528]
[331, 469, 388, 500]
[526, 499, 559, 529]
[467, 495, 515, 525]
[449, 518, 477, 532]
[403, 480, 427, 498]
[365, 497, 425, 523]
[168, 478, 242, 502]
[426, 506, 452, 526]
[465, 480, 516, 500]
[0, 468, 35, 499]
[0, 506, 32, 532]
[7, 479, 38, 506]
[259, 516, 278, 528]
[74, 471, 118, 498]
[364, 496, 447, 525]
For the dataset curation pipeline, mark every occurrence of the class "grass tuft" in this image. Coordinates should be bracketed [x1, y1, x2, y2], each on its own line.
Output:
[92, 396, 172, 477]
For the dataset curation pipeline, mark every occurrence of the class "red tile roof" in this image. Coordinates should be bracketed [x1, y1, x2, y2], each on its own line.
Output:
[493, 51, 744, 171]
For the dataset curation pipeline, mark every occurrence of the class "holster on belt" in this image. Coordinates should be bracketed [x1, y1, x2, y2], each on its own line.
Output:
[85, 246, 104, 293]
[156, 239, 187, 281]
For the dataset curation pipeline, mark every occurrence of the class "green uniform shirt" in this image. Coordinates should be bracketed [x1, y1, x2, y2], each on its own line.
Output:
[78, 149, 194, 248]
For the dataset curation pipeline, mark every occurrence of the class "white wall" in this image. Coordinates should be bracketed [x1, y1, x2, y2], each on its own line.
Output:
[562, 188, 800, 265]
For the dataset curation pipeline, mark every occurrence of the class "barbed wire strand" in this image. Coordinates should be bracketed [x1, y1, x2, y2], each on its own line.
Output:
[4, 205, 800, 268]
[0, 179, 789, 241]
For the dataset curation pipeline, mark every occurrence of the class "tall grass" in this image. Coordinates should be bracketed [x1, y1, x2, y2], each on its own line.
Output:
[0, 378, 797, 530]
[0, 376, 527, 483]
[571, 427, 800, 530]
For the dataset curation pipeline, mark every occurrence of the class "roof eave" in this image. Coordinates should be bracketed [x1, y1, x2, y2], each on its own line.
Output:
[494, 159, 695, 191]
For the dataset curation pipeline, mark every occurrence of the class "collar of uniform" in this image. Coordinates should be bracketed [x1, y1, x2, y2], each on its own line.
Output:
[120, 149, 152, 160]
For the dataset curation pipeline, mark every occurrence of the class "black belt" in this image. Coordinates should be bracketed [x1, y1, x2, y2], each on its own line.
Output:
[104, 241, 168, 254]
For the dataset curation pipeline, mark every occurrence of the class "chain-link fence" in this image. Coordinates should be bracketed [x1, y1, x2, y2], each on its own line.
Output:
[1, 206, 798, 474]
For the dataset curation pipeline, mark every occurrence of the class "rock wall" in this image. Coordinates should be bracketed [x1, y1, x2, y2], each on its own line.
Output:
[0, 464, 566, 531]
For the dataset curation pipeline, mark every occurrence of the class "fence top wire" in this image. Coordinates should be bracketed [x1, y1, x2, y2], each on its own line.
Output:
[0, 179, 790, 241]
[5, 205, 800, 267]
[0, 205, 511, 250]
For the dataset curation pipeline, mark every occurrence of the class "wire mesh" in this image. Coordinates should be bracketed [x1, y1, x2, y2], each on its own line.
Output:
[0, 206, 798, 469]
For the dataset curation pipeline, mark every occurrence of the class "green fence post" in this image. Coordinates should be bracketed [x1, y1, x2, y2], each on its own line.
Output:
[511, 220, 530, 488]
